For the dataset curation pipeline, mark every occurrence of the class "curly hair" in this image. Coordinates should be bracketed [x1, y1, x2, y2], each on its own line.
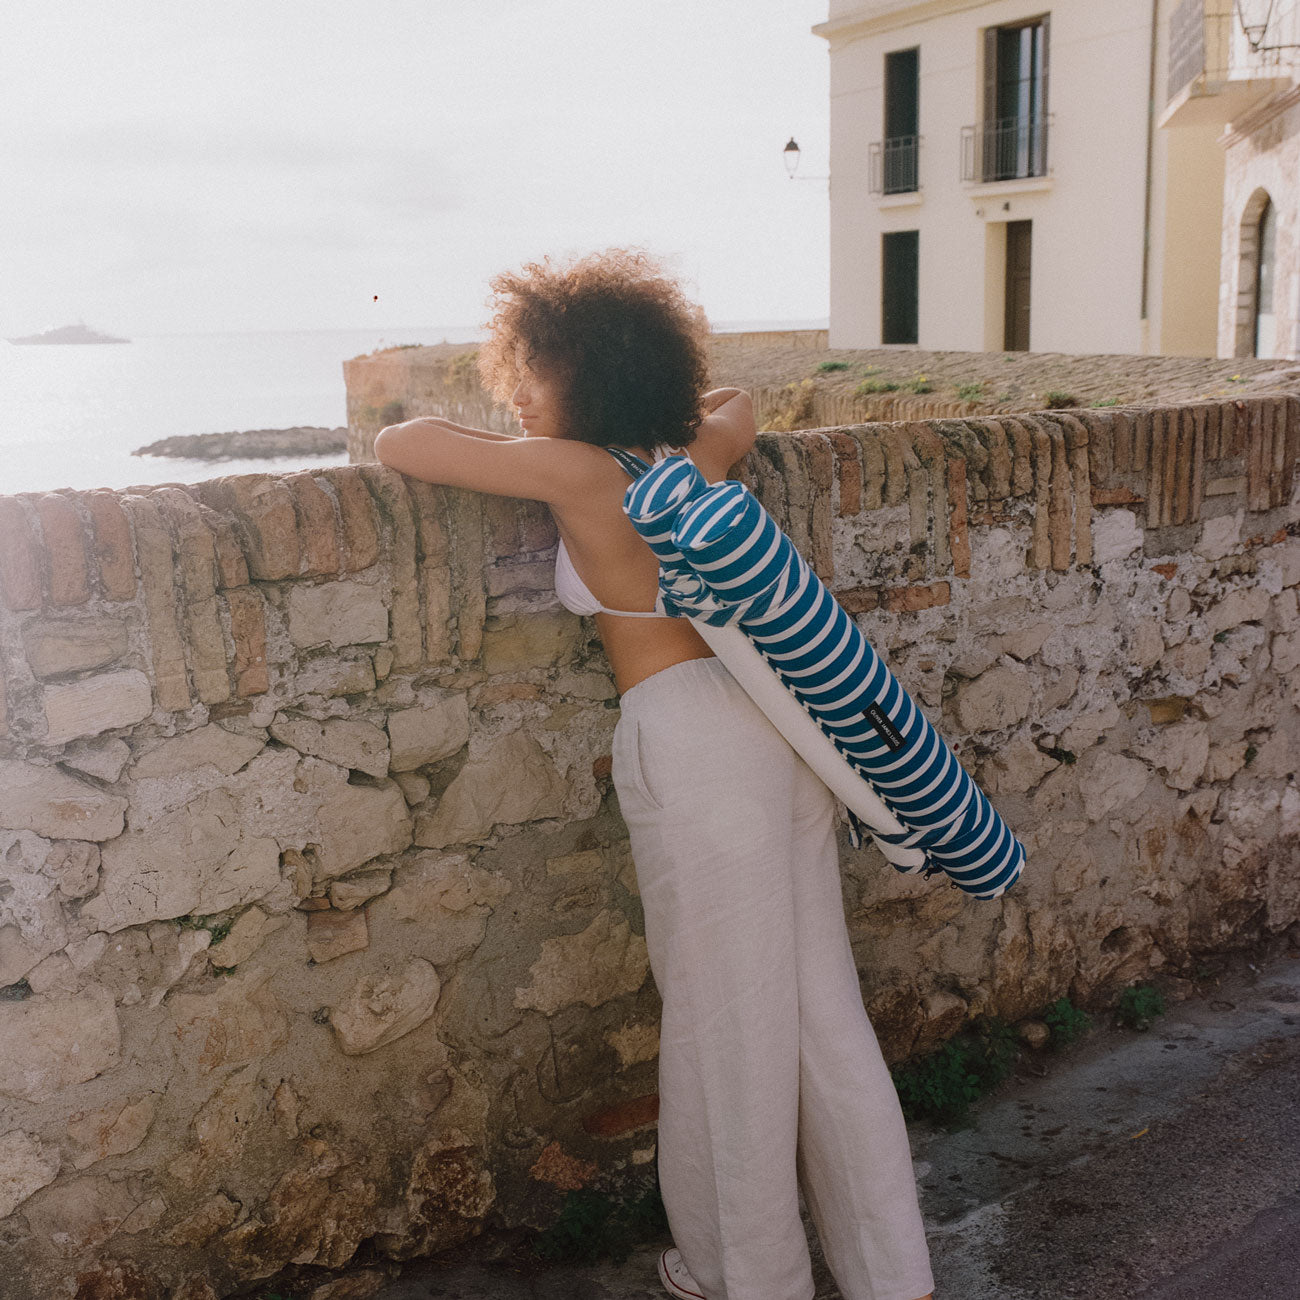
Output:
[477, 247, 711, 450]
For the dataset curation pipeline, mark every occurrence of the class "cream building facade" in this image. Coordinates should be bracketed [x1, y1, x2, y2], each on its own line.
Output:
[814, 0, 1300, 359]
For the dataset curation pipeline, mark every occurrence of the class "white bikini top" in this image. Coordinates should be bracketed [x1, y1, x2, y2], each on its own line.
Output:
[553, 443, 688, 620]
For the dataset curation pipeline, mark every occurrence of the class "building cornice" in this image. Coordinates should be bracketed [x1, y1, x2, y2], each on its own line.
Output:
[1218, 80, 1300, 147]
[812, 0, 998, 47]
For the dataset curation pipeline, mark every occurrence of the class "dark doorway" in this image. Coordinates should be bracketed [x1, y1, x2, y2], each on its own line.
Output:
[882, 230, 919, 345]
[1004, 220, 1032, 351]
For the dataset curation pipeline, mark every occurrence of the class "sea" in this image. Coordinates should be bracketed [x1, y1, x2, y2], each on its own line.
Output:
[0, 327, 482, 497]
[0, 320, 825, 497]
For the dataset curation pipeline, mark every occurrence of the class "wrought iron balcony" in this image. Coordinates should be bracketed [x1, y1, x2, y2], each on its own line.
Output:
[868, 135, 921, 195]
[960, 115, 1051, 184]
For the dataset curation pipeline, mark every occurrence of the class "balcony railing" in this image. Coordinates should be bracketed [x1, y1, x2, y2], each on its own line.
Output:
[868, 135, 921, 195]
[960, 115, 1051, 184]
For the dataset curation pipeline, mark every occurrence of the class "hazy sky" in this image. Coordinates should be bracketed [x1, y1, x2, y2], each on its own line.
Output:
[2, 0, 830, 337]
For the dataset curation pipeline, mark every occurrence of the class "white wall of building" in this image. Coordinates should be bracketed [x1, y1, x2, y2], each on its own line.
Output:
[817, 1, 1157, 354]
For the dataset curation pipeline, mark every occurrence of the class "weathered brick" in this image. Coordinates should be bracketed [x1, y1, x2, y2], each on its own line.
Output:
[35, 493, 91, 606]
[153, 488, 231, 706]
[358, 465, 422, 672]
[582, 1093, 659, 1138]
[947, 458, 972, 579]
[83, 491, 138, 601]
[196, 475, 301, 581]
[856, 426, 887, 511]
[1047, 413, 1092, 568]
[1189, 403, 1207, 523]
[1245, 399, 1269, 512]
[836, 586, 880, 614]
[1001, 417, 1036, 497]
[1152, 562, 1178, 580]
[445, 488, 487, 662]
[909, 424, 949, 574]
[799, 432, 836, 582]
[330, 467, 381, 572]
[1092, 486, 1145, 506]
[119, 493, 191, 712]
[969, 419, 1010, 501]
[882, 581, 950, 613]
[1047, 424, 1072, 571]
[0, 498, 43, 610]
[1268, 394, 1290, 509]
[225, 587, 269, 697]
[1026, 420, 1052, 570]
[827, 431, 863, 516]
[284, 471, 341, 576]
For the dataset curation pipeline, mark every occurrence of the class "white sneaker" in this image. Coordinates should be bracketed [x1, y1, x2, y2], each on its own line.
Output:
[658, 1246, 706, 1299]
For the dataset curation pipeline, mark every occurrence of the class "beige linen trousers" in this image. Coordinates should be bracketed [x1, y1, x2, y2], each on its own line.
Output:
[612, 656, 936, 1300]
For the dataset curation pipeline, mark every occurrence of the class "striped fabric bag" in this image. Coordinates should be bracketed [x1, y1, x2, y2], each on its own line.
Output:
[619, 451, 1025, 901]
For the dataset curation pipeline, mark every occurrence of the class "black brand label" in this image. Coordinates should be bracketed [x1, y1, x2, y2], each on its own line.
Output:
[864, 702, 905, 751]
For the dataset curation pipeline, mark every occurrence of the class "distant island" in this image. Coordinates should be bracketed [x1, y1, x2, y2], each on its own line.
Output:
[133, 427, 348, 461]
[8, 323, 130, 345]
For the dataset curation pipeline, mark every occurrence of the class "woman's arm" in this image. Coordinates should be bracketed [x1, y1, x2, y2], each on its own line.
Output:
[694, 388, 756, 471]
[395, 415, 521, 441]
[373, 417, 601, 504]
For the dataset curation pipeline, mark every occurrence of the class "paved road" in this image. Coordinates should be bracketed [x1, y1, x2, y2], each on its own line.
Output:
[313, 941, 1300, 1300]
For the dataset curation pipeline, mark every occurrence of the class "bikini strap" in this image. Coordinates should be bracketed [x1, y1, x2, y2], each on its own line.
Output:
[603, 446, 653, 478]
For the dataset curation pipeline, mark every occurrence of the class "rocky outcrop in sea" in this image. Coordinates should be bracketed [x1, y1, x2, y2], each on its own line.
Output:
[133, 426, 348, 460]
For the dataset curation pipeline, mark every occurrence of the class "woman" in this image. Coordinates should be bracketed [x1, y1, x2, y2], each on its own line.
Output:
[373, 248, 936, 1300]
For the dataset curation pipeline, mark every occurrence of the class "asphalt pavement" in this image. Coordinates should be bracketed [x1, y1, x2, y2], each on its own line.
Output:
[303, 936, 1300, 1300]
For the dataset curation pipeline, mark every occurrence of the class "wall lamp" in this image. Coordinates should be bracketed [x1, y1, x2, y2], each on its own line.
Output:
[1235, 0, 1300, 52]
[783, 137, 829, 181]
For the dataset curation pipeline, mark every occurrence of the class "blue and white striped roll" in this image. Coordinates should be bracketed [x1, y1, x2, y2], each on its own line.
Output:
[623, 454, 1025, 901]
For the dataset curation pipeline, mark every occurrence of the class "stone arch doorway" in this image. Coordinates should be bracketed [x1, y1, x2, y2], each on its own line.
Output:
[1233, 187, 1276, 358]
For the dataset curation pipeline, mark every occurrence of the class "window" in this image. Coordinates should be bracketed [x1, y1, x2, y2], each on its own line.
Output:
[882, 230, 919, 344]
[980, 16, 1050, 181]
[880, 47, 920, 193]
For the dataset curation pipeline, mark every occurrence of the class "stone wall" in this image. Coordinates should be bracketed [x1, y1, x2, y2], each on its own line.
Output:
[1, 394, 1299, 1297]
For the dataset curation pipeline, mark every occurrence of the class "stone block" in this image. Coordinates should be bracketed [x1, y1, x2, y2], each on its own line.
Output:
[1205, 586, 1271, 636]
[514, 909, 649, 1016]
[306, 907, 370, 963]
[387, 692, 470, 770]
[196, 475, 302, 580]
[980, 737, 1059, 795]
[1132, 720, 1209, 791]
[0, 984, 120, 1100]
[270, 713, 390, 777]
[951, 664, 1033, 733]
[119, 493, 192, 712]
[0, 1130, 61, 1219]
[34, 493, 91, 606]
[288, 579, 389, 649]
[0, 759, 127, 841]
[1197, 509, 1243, 561]
[225, 586, 269, 697]
[132, 721, 266, 778]
[330, 466, 382, 572]
[23, 616, 130, 679]
[415, 730, 566, 846]
[66, 1095, 157, 1170]
[330, 956, 442, 1055]
[1061, 702, 1121, 752]
[480, 610, 581, 675]
[60, 743, 130, 780]
[295, 654, 377, 698]
[0, 499, 42, 612]
[41, 667, 153, 745]
[1076, 750, 1150, 821]
[284, 471, 342, 576]
[82, 491, 139, 600]
[369, 853, 510, 966]
[1092, 508, 1143, 563]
